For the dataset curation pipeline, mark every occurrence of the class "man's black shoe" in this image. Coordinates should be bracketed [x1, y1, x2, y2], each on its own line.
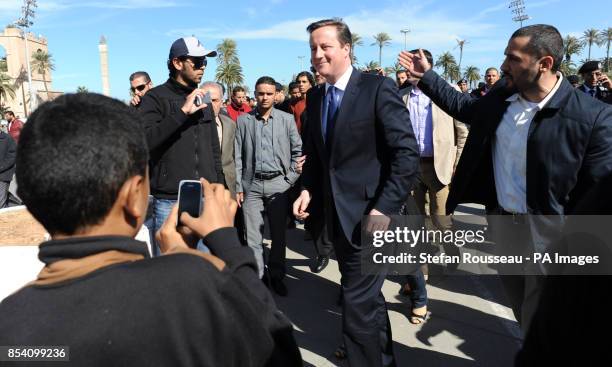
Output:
[271, 278, 288, 297]
[312, 255, 329, 273]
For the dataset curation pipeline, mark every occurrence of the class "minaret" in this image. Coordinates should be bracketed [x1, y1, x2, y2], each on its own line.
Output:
[98, 35, 110, 96]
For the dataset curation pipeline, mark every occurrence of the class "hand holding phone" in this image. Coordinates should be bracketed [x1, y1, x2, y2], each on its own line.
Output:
[177, 180, 203, 224]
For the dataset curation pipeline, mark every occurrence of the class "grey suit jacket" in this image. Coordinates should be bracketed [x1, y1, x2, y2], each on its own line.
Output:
[235, 108, 302, 194]
[219, 114, 237, 197]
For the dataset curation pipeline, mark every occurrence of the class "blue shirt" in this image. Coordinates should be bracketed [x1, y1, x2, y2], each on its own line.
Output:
[408, 87, 433, 157]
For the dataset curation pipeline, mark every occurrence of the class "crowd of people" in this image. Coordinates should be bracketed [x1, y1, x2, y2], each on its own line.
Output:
[1, 17, 611, 367]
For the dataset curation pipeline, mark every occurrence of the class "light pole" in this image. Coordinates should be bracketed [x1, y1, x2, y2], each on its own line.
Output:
[509, 0, 529, 28]
[297, 56, 305, 71]
[15, 0, 38, 116]
[400, 29, 411, 51]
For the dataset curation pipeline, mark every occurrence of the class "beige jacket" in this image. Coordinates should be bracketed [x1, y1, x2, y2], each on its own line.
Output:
[402, 89, 468, 185]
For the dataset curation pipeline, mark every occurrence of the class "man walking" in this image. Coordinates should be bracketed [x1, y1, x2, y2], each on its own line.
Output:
[235, 76, 302, 296]
[294, 19, 419, 366]
[226, 86, 251, 122]
[399, 24, 612, 332]
[139, 36, 223, 255]
[3, 111, 23, 144]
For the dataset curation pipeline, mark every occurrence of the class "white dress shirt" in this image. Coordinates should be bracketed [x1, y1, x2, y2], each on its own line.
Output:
[493, 74, 563, 213]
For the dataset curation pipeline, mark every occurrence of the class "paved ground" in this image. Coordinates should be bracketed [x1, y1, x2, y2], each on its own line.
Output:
[272, 204, 523, 367]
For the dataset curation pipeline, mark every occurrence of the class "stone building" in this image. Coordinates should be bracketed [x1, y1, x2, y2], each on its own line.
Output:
[0, 26, 61, 118]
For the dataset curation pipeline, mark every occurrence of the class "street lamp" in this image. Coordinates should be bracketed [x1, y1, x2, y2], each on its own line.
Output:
[297, 56, 305, 71]
[14, 0, 38, 116]
[400, 29, 411, 51]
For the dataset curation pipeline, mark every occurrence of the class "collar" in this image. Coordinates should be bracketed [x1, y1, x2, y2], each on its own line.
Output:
[410, 86, 424, 96]
[167, 77, 195, 95]
[505, 73, 563, 110]
[581, 84, 596, 93]
[39, 235, 150, 265]
[325, 65, 353, 93]
[231, 102, 247, 111]
[254, 107, 276, 121]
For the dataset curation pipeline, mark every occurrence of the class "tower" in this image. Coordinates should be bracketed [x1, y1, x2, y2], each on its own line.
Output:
[98, 35, 110, 96]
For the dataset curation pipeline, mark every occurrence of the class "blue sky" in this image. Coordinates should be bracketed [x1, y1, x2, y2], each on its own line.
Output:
[0, 0, 610, 102]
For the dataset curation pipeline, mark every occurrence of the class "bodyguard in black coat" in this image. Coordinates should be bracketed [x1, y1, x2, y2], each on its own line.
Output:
[399, 24, 612, 332]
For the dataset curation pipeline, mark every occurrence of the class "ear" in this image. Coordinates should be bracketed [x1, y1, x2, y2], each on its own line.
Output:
[539, 55, 554, 72]
[172, 58, 184, 72]
[122, 175, 148, 222]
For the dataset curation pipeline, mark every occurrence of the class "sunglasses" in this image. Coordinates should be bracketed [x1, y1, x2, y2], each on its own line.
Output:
[131, 84, 147, 93]
[183, 57, 207, 69]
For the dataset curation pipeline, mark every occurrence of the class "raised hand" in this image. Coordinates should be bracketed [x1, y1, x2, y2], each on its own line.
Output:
[398, 49, 431, 79]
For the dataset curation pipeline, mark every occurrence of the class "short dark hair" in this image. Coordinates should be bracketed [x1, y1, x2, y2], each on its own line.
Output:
[232, 86, 245, 96]
[409, 49, 433, 66]
[306, 18, 352, 47]
[288, 81, 300, 90]
[255, 76, 276, 88]
[274, 82, 283, 92]
[296, 71, 315, 86]
[129, 71, 151, 83]
[4, 111, 14, 117]
[485, 67, 499, 75]
[396, 69, 407, 76]
[16, 93, 148, 235]
[510, 24, 563, 72]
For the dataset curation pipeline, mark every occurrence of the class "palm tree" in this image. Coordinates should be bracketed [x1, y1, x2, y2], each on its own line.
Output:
[463, 66, 480, 89]
[363, 60, 380, 71]
[448, 63, 461, 83]
[455, 38, 468, 72]
[435, 52, 457, 81]
[31, 50, 55, 100]
[581, 28, 602, 60]
[371, 33, 392, 66]
[215, 63, 244, 97]
[600, 27, 612, 71]
[0, 72, 16, 110]
[76, 86, 89, 93]
[351, 33, 363, 64]
[385, 61, 402, 75]
[564, 35, 583, 65]
[216, 39, 239, 66]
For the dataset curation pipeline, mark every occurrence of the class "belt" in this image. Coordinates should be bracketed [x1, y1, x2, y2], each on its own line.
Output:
[254, 171, 282, 180]
[490, 206, 528, 224]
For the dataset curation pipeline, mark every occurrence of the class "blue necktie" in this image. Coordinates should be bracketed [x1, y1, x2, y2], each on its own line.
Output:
[323, 86, 338, 143]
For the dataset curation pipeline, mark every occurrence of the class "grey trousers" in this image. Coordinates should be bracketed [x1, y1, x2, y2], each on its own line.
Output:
[242, 176, 291, 280]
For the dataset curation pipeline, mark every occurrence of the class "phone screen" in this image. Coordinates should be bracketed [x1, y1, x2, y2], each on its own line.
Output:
[178, 181, 202, 221]
[202, 91, 212, 104]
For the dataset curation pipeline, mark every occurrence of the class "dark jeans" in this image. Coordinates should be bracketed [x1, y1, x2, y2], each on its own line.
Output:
[406, 270, 427, 309]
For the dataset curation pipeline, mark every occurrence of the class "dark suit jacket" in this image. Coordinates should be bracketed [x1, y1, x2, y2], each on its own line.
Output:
[0, 132, 16, 182]
[417, 70, 612, 215]
[301, 68, 419, 244]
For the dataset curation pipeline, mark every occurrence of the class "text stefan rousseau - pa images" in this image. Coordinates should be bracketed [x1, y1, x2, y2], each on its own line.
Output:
[371, 227, 486, 248]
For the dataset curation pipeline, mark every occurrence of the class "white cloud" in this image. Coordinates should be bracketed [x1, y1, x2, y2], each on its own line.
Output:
[168, 5, 498, 50]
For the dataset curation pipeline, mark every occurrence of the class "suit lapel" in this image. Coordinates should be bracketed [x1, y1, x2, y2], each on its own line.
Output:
[309, 85, 327, 163]
[330, 69, 360, 162]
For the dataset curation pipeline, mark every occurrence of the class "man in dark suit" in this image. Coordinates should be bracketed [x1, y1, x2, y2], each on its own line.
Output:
[294, 18, 419, 367]
[577, 60, 612, 104]
[399, 24, 612, 332]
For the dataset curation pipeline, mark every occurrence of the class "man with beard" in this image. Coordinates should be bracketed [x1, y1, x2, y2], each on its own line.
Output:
[399, 24, 612, 333]
[577, 60, 612, 104]
[139, 36, 223, 256]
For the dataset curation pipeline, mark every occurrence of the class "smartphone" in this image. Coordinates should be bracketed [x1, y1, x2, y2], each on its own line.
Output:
[194, 91, 211, 106]
[202, 91, 212, 104]
[177, 180, 203, 225]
